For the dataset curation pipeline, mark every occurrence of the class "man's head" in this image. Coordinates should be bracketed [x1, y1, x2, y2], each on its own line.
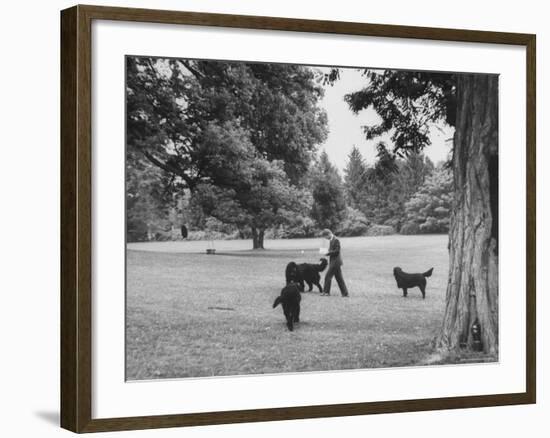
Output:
[321, 229, 333, 240]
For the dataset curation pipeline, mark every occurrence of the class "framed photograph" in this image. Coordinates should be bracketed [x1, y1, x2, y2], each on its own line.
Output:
[60, 4, 536, 433]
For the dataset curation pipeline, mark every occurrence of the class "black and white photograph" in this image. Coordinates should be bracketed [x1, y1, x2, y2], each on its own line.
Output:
[125, 56, 499, 380]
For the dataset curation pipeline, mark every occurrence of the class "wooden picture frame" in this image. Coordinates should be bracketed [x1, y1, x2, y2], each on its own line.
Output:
[61, 4, 536, 433]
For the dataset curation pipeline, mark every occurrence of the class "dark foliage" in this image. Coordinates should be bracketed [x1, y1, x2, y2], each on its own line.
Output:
[345, 70, 456, 154]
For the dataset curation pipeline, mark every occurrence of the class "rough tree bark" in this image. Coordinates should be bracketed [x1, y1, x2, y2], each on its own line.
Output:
[435, 74, 499, 355]
[251, 227, 265, 250]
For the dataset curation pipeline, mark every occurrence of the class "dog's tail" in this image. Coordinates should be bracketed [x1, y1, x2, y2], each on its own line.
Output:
[423, 268, 434, 278]
[318, 258, 328, 272]
[273, 296, 282, 308]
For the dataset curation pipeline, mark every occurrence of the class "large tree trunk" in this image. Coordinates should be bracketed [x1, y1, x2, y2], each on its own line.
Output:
[251, 227, 265, 250]
[436, 75, 499, 355]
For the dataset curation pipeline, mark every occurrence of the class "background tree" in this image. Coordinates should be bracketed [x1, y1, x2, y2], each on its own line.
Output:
[343, 146, 368, 209]
[354, 144, 434, 230]
[192, 157, 312, 249]
[345, 70, 499, 355]
[126, 149, 179, 241]
[401, 165, 453, 234]
[126, 57, 328, 248]
[388, 152, 435, 230]
[440, 75, 498, 354]
[397, 152, 435, 202]
[336, 207, 370, 237]
[127, 58, 327, 187]
[310, 151, 347, 230]
[126, 57, 203, 191]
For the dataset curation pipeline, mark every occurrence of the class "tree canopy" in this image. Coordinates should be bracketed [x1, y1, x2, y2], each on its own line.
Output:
[401, 165, 453, 234]
[345, 69, 456, 156]
[310, 151, 347, 230]
[127, 57, 328, 188]
[343, 146, 368, 209]
[126, 57, 329, 247]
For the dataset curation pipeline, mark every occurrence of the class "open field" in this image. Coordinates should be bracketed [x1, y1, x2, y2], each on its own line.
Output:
[126, 235, 450, 380]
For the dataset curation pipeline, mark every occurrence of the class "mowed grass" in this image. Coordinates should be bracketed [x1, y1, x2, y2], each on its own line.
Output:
[126, 235, 449, 380]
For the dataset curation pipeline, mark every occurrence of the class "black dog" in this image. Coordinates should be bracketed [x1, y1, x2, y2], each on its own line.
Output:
[393, 267, 433, 299]
[296, 258, 328, 293]
[285, 262, 299, 284]
[273, 283, 301, 331]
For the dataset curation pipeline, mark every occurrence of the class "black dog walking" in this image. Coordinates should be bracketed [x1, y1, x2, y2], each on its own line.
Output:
[321, 229, 349, 297]
[273, 283, 301, 331]
[297, 258, 328, 293]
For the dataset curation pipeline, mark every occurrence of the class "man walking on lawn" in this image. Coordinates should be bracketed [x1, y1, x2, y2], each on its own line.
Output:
[321, 229, 349, 297]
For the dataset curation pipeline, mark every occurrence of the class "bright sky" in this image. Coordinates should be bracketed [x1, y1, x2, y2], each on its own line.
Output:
[317, 68, 454, 172]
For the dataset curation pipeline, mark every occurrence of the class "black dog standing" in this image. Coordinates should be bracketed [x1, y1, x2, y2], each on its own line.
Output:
[276, 262, 301, 331]
[284, 258, 328, 293]
[285, 262, 299, 285]
[393, 267, 433, 299]
[273, 283, 301, 331]
[297, 258, 328, 293]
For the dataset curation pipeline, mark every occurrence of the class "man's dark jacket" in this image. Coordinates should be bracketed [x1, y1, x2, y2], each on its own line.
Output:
[326, 237, 343, 267]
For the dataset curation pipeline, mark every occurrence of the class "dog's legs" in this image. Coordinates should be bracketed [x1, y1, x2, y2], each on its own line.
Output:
[419, 285, 426, 299]
[286, 316, 293, 331]
[283, 306, 293, 331]
[402, 288, 408, 297]
[315, 281, 323, 293]
[306, 281, 313, 292]
[299, 279, 305, 292]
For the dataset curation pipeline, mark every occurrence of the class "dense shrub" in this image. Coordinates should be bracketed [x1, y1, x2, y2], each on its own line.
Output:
[399, 222, 421, 235]
[180, 216, 241, 241]
[337, 208, 370, 237]
[282, 216, 318, 238]
[366, 224, 395, 236]
[383, 217, 403, 233]
[265, 216, 317, 239]
[186, 230, 240, 241]
[401, 166, 453, 234]
[203, 216, 238, 234]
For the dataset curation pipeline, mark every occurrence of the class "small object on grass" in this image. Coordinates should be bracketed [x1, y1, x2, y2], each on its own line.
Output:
[206, 248, 216, 254]
[208, 306, 235, 311]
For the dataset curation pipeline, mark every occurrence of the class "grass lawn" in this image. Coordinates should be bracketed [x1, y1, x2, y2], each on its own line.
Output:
[126, 234, 450, 380]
